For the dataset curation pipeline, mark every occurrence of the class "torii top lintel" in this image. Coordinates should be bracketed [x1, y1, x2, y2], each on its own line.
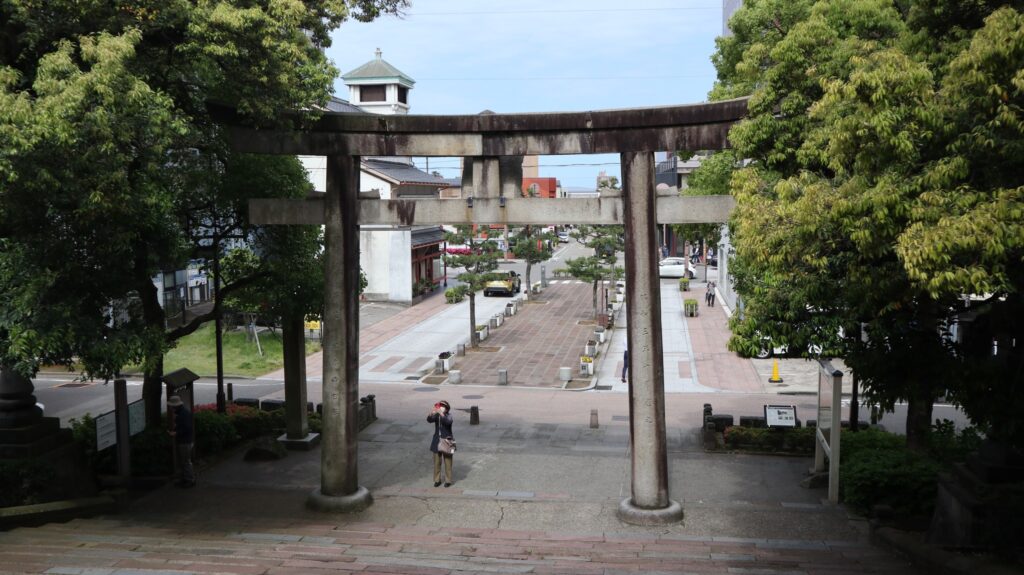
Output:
[218, 98, 749, 157]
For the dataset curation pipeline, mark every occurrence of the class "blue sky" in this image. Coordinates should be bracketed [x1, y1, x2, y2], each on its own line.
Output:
[326, 1, 725, 188]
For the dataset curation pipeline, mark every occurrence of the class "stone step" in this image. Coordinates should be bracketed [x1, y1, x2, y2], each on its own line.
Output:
[0, 517, 916, 575]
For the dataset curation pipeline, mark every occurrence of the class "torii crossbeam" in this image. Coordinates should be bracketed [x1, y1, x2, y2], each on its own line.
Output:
[224, 97, 749, 525]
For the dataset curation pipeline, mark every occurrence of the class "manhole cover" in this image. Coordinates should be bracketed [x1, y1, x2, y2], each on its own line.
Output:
[413, 386, 440, 392]
[56, 382, 91, 388]
[462, 395, 484, 399]
[595, 385, 612, 390]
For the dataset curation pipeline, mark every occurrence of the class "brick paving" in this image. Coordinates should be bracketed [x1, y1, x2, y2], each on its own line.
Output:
[0, 517, 916, 574]
[454, 282, 599, 387]
[686, 293, 765, 393]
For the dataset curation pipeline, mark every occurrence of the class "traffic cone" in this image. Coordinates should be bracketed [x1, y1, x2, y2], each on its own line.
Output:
[769, 359, 784, 383]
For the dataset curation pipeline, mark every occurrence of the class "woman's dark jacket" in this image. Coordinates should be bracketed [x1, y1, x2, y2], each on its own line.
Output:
[427, 412, 453, 453]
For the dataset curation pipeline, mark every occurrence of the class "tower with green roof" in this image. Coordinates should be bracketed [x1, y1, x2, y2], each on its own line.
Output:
[342, 48, 414, 115]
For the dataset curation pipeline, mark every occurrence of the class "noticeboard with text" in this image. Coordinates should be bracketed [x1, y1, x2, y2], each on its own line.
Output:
[764, 405, 798, 428]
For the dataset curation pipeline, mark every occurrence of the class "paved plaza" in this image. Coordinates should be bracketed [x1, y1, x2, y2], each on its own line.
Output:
[0, 274, 927, 574]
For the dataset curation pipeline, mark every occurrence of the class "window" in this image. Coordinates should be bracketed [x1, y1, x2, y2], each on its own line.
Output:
[361, 85, 385, 102]
[398, 86, 408, 104]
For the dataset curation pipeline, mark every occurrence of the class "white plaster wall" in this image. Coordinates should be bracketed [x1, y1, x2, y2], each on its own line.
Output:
[360, 228, 412, 304]
[299, 155, 326, 192]
[360, 171, 393, 199]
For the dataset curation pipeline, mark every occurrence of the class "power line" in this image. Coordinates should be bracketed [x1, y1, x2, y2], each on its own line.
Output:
[418, 74, 715, 81]
[406, 7, 719, 16]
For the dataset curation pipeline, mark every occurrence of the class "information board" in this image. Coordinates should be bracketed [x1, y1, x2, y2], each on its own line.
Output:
[95, 410, 117, 451]
[764, 405, 797, 428]
[128, 399, 145, 436]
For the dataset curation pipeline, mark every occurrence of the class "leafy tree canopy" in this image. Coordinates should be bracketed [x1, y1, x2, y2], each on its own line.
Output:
[713, 0, 1024, 448]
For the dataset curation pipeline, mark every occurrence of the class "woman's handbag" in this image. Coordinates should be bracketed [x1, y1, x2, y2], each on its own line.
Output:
[438, 437, 456, 455]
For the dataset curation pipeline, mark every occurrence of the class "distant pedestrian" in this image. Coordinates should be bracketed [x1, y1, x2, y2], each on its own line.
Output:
[167, 396, 195, 488]
[706, 282, 717, 307]
[661, 245, 669, 258]
[427, 400, 455, 487]
[621, 348, 629, 383]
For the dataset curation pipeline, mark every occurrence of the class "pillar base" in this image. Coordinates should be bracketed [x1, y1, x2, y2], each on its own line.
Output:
[277, 432, 320, 451]
[617, 498, 683, 526]
[307, 486, 373, 513]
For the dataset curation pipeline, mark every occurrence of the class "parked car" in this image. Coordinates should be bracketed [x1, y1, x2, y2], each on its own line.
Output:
[483, 270, 522, 297]
[658, 257, 695, 278]
[557, 231, 570, 243]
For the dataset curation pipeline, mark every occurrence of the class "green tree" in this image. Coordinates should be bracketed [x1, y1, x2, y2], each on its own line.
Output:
[0, 0, 408, 425]
[444, 226, 500, 348]
[511, 226, 555, 290]
[566, 225, 625, 319]
[714, 0, 1024, 450]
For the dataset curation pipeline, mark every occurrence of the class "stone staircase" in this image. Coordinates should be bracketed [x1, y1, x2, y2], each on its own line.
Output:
[0, 516, 918, 574]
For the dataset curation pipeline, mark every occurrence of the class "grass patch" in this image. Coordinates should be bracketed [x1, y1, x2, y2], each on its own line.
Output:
[129, 323, 321, 378]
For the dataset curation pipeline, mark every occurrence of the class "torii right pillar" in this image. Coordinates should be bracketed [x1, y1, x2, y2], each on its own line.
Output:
[618, 151, 684, 525]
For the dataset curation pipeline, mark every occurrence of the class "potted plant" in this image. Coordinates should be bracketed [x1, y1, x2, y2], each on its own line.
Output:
[684, 298, 699, 317]
[594, 326, 606, 343]
[585, 340, 597, 356]
[438, 351, 453, 372]
[678, 278, 690, 291]
[579, 354, 594, 375]
[476, 324, 488, 341]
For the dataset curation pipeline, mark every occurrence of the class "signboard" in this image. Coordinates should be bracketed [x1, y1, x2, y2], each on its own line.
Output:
[815, 359, 843, 504]
[304, 320, 321, 330]
[128, 399, 145, 437]
[95, 410, 117, 451]
[764, 405, 797, 428]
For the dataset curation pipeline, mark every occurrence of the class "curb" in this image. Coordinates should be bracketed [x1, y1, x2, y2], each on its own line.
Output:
[0, 495, 118, 530]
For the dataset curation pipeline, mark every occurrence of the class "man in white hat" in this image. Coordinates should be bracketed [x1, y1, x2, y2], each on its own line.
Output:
[167, 396, 195, 488]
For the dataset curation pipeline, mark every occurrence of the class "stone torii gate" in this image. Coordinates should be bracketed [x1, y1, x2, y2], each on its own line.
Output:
[227, 97, 748, 525]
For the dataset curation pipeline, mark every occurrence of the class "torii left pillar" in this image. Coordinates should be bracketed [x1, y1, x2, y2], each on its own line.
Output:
[307, 154, 372, 512]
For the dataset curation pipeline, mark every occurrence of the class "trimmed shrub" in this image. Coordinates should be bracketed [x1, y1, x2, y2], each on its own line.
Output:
[226, 405, 286, 440]
[445, 286, 469, 303]
[839, 427, 905, 462]
[724, 426, 815, 454]
[194, 410, 240, 456]
[840, 448, 941, 516]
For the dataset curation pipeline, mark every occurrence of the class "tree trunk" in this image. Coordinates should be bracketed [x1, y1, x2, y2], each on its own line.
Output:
[136, 253, 167, 428]
[905, 379, 935, 453]
[592, 280, 599, 319]
[525, 261, 533, 291]
[469, 291, 478, 348]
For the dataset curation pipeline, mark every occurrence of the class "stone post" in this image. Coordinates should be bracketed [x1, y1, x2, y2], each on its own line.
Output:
[280, 316, 319, 450]
[308, 154, 371, 512]
[617, 151, 683, 525]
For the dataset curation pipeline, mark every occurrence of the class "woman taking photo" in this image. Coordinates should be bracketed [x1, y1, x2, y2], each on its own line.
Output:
[427, 400, 455, 487]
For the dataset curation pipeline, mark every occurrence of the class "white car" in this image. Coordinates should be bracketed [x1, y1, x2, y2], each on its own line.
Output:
[658, 257, 695, 278]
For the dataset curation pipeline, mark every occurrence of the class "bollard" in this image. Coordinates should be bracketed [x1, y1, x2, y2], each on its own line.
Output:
[227, 382, 234, 402]
[498, 368, 508, 385]
[470, 405, 480, 425]
[449, 370, 462, 384]
[590, 409, 599, 429]
[504, 305, 512, 317]
[559, 367, 572, 381]
[457, 343, 466, 357]
[489, 317, 498, 329]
